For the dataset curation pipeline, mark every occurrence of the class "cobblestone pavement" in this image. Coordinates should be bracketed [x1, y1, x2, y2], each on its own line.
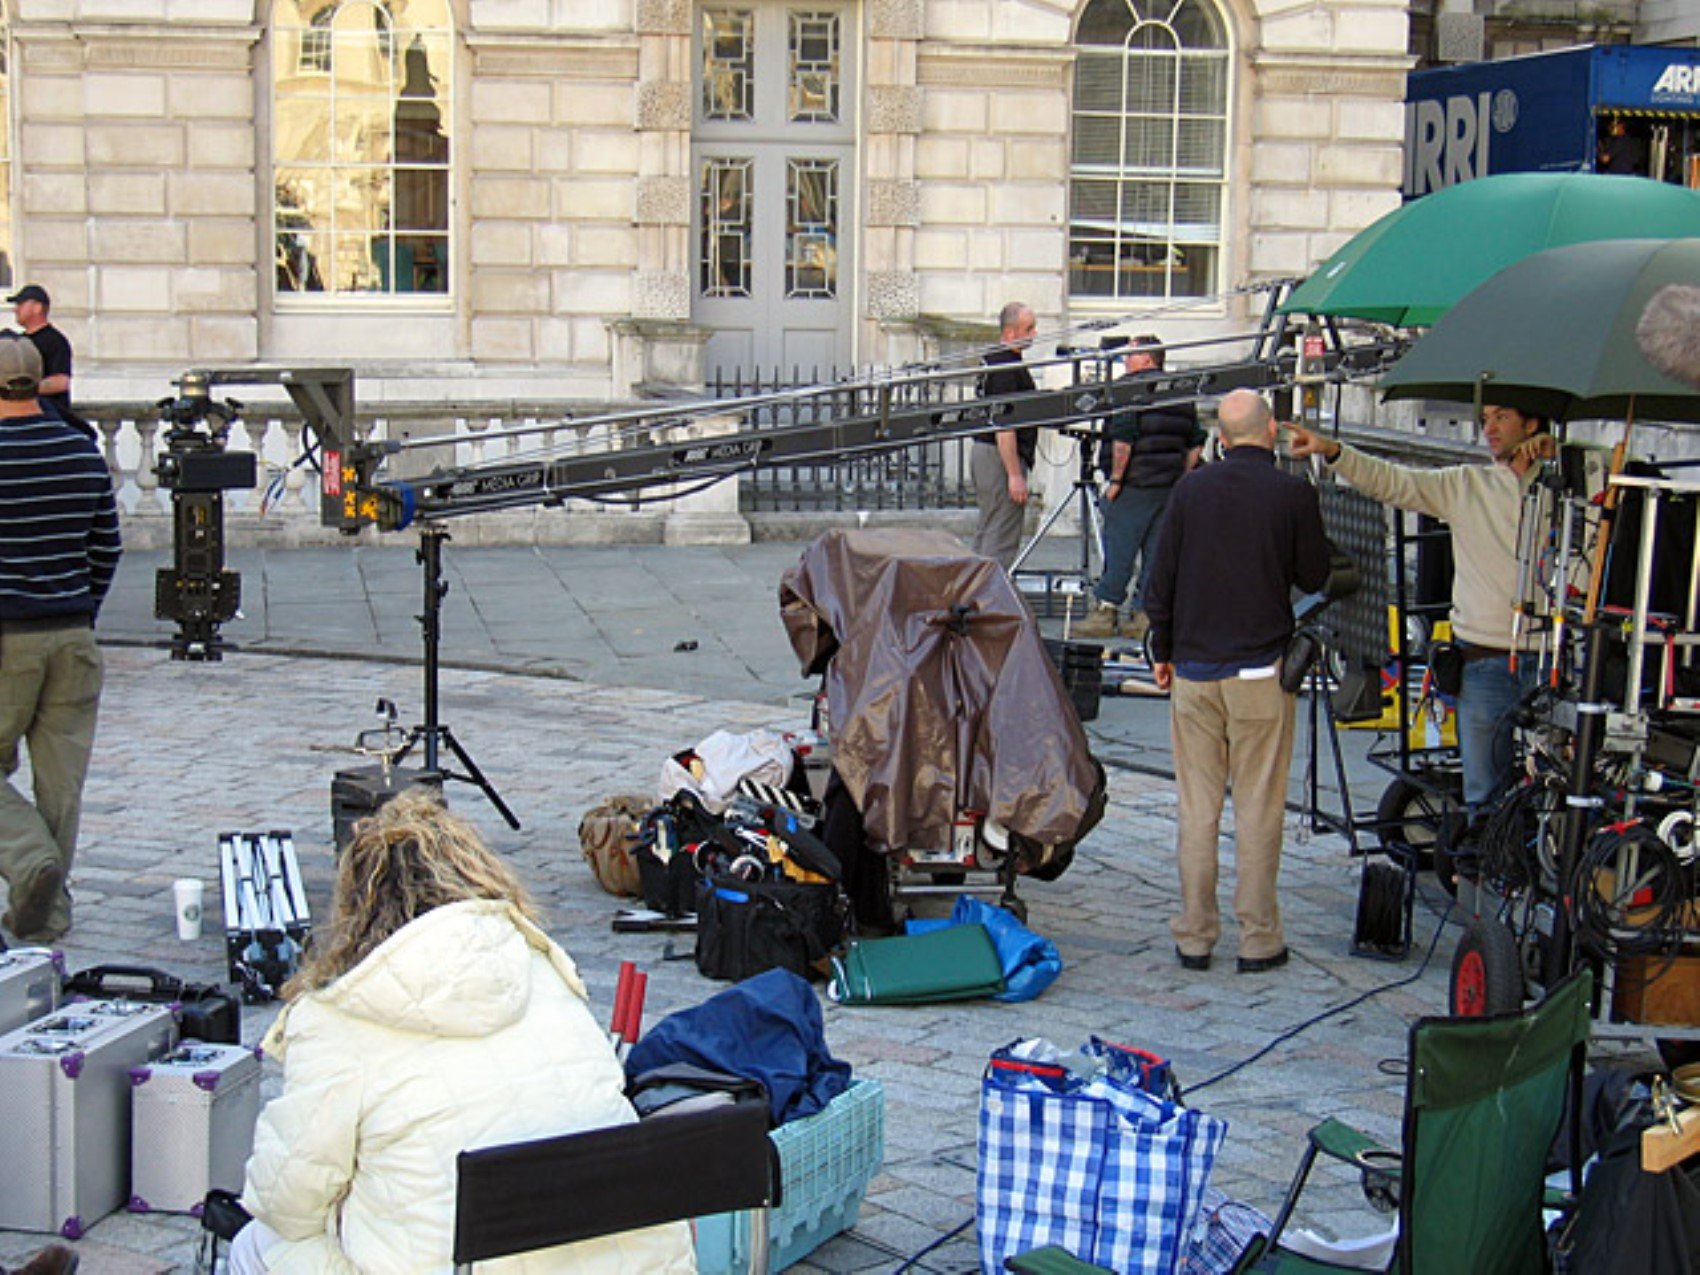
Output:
[1, 544, 1468, 1273]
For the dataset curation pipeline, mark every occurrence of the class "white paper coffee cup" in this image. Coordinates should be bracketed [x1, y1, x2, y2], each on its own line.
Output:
[173, 878, 204, 941]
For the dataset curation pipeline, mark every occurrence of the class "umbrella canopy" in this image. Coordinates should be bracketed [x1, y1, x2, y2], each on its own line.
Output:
[1280, 173, 1700, 328]
[1379, 238, 1700, 423]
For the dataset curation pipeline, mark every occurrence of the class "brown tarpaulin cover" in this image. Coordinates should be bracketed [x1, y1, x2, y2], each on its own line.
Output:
[779, 528, 1103, 854]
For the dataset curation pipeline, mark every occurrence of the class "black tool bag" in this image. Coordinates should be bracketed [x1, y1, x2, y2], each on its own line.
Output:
[63, 964, 241, 1044]
[694, 875, 848, 983]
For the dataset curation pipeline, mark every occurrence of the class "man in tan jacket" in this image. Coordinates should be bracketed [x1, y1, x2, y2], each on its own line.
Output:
[1285, 408, 1554, 811]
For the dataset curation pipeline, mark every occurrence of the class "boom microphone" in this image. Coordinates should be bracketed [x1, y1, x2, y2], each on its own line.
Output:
[1636, 284, 1700, 391]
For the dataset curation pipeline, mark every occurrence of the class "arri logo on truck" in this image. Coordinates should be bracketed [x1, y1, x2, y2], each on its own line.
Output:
[1404, 90, 1518, 197]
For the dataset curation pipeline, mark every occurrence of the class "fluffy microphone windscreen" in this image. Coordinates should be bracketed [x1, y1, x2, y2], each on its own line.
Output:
[1637, 284, 1700, 391]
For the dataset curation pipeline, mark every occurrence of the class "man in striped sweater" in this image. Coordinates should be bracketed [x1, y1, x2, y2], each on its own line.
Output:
[0, 332, 120, 944]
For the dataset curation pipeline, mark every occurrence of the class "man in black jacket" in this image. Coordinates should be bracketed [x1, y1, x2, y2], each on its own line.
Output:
[1145, 389, 1331, 974]
[1076, 333, 1204, 639]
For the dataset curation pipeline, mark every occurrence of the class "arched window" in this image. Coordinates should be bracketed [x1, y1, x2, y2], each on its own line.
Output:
[1070, 0, 1229, 302]
[271, 0, 452, 298]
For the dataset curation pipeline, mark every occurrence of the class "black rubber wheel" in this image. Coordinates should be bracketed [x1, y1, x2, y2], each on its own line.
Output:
[1450, 918, 1524, 1016]
[1376, 775, 1465, 876]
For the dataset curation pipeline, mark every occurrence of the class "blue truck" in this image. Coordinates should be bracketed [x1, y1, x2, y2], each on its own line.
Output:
[1404, 44, 1700, 197]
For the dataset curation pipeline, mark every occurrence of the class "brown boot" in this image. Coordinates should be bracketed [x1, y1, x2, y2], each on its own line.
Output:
[1074, 601, 1120, 639]
[14, 1245, 79, 1275]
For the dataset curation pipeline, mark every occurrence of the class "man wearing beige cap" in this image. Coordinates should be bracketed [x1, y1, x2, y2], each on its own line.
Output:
[0, 332, 121, 944]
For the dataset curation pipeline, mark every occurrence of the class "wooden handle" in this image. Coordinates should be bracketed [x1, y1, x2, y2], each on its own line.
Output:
[1644, 1104, 1700, 1174]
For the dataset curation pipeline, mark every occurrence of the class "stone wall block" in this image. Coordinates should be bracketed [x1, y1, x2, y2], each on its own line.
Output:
[915, 136, 969, 180]
[471, 316, 537, 362]
[473, 270, 551, 314]
[1334, 97, 1405, 142]
[166, 75, 254, 121]
[84, 73, 167, 119]
[190, 220, 259, 267]
[636, 81, 691, 131]
[1250, 140, 1314, 185]
[574, 225, 638, 268]
[867, 86, 923, 134]
[989, 92, 1066, 137]
[536, 224, 573, 266]
[471, 125, 536, 171]
[87, 124, 185, 167]
[636, 175, 691, 225]
[471, 79, 554, 125]
[1007, 139, 1066, 182]
[869, 0, 924, 41]
[574, 132, 642, 175]
[92, 315, 192, 362]
[1330, 188, 1402, 233]
[553, 175, 633, 218]
[190, 314, 259, 362]
[1252, 186, 1328, 230]
[22, 173, 88, 216]
[1247, 231, 1314, 277]
[99, 266, 176, 312]
[634, 0, 691, 35]
[185, 123, 256, 169]
[867, 270, 919, 320]
[26, 221, 89, 265]
[633, 270, 690, 320]
[1256, 97, 1333, 141]
[989, 184, 1064, 227]
[553, 270, 632, 315]
[471, 221, 535, 267]
[92, 219, 187, 264]
[23, 76, 84, 121]
[175, 267, 257, 314]
[921, 89, 987, 134]
[867, 179, 920, 227]
[1315, 145, 1402, 187]
[170, 172, 255, 217]
[471, 175, 551, 220]
[556, 81, 637, 128]
[89, 172, 167, 216]
[22, 124, 86, 167]
[914, 227, 968, 270]
[918, 272, 985, 318]
[919, 183, 987, 225]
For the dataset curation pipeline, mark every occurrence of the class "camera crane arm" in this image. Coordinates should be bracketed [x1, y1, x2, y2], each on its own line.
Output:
[218, 331, 1399, 535]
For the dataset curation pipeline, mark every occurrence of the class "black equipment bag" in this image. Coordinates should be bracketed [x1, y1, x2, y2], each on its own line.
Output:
[694, 874, 848, 983]
[63, 963, 240, 1044]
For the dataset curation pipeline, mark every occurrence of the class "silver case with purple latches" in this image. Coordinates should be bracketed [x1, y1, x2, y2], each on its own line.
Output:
[129, 1041, 263, 1214]
[0, 999, 177, 1237]
[0, 947, 62, 1035]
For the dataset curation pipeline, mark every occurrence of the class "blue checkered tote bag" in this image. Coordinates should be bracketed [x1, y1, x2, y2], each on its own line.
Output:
[978, 1037, 1227, 1275]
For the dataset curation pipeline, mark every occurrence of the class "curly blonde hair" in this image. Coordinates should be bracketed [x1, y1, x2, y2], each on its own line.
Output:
[286, 788, 539, 996]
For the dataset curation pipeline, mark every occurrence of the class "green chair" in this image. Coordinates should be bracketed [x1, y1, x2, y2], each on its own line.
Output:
[1239, 970, 1592, 1274]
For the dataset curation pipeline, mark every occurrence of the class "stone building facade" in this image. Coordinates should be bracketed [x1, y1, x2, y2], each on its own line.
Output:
[3, 0, 1413, 414]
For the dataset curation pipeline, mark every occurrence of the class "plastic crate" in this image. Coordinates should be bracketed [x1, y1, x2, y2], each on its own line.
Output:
[694, 1078, 885, 1273]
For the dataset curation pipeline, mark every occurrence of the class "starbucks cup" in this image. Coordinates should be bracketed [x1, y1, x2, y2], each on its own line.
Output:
[173, 878, 205, 941]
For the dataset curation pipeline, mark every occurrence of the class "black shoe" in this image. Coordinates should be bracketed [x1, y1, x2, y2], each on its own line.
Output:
[1175, 947, 1211, 971]
[1237, 948, 1290, 974]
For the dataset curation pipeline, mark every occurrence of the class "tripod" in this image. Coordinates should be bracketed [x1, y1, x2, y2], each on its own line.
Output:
[391, 522, 521, 829]
[1010, 427, 1106, 596]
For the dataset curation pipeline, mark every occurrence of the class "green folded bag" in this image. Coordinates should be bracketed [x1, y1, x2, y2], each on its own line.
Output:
[827, 922, 1006, 1005]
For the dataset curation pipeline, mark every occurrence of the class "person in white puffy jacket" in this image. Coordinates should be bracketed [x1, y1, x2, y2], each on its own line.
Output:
[230, 790, 695, 1274]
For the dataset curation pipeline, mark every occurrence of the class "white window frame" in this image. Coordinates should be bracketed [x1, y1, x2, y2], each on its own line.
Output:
[1069, 0, 1232, 306]
[270, 0, 455, 311]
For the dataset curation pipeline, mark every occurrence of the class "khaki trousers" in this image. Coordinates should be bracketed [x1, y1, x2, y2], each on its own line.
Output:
[0, 625, 103, 935]
[1168, 673, 1295, 961]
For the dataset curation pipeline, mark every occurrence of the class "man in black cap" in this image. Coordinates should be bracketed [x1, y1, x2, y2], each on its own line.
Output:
[9, 284, 90, 439]
[0, 332, 120, 945]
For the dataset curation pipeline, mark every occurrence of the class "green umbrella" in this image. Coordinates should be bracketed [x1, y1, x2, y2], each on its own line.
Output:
[1280, 173, 1700, 328]
[1379, 238, 1700, 423]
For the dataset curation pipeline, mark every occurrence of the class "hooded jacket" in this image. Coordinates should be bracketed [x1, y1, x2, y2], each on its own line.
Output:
[241, 900, 695, 1274]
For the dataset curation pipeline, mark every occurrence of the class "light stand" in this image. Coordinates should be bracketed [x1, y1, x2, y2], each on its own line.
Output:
[1010, 426, 1106, 594]
[391, 522, 521, 829]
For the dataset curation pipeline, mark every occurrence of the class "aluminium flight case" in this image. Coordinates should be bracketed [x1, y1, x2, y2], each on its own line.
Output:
[128, 1041, 263, 1215]
[0, 998, 177, 1237]
[0, 946, 63, 1035]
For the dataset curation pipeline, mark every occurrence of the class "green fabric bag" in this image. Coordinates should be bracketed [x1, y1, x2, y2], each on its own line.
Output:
[827, 922, 1006, 1005]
